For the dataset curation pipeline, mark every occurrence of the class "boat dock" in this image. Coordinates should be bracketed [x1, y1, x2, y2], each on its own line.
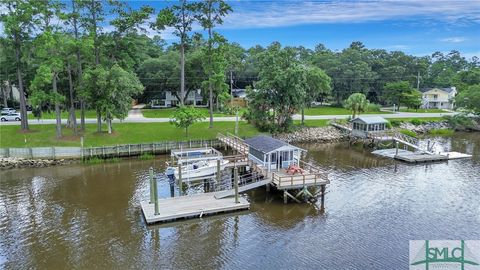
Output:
[141, 133, 331, 225]
[330, 118, 472, 163]
[141, 193, 250, 224]
[372, 148, 472, 163]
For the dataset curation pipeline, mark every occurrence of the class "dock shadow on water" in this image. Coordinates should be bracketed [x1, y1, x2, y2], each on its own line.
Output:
[0, 132, 479, 269]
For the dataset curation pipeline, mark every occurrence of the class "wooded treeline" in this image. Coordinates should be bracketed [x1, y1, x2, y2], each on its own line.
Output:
[1, 0, 479, 135]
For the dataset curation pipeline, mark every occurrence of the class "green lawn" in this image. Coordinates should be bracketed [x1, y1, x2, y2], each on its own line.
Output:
[293, 119, 330, 127]
[142, 108, 246, 118]
[0, 121, 261, 148]
[398, 108, 448, 113]
[28, 110, 98, 119]
[303, 107, 391, 115]
[387, 117, 444, 122]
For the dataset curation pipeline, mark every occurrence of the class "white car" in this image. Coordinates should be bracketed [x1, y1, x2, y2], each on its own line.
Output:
[1, 108, 16, 114]
[0, 112, 21, 121]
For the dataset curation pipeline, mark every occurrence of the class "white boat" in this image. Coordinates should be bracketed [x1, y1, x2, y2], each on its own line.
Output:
[165, 159, 229, 181]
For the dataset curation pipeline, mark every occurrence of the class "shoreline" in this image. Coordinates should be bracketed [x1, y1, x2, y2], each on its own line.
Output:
[1, 120, 478, 170]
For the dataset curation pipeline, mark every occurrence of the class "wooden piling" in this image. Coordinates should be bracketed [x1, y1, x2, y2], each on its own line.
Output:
[149, 167, 155, 203]
[153, 171, 159, 215]
[234, 166, 239, 204]
[178, 162, 182, 196]
[216, 159, 221, 183]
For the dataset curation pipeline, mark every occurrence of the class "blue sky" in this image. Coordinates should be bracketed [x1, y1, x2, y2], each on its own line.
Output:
[1, 0, 478, 58]
[136, 0, 480, 59]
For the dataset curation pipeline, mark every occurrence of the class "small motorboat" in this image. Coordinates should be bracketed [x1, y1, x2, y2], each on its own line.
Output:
[165, 159, 229, 181]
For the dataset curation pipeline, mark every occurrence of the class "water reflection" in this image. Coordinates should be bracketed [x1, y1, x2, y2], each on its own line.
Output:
[0, 133, 479, 269]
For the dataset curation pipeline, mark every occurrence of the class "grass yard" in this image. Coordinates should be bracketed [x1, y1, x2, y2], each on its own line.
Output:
[142, 108, 247, 118]
[303, 106, 391, 116]
[28, 110, 98, 119]
[0, 121, 261, 148]
[399, 108, 448, 113]
[388, 117, 444, 122]
[293, 119, 330, 127]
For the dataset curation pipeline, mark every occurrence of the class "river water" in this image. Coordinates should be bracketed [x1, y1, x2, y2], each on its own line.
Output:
[1, 133, 479, 269]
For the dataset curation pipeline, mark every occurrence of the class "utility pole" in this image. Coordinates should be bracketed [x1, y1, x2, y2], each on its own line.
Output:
[230, 70, 233, 105]
[416, 70, 420, 91]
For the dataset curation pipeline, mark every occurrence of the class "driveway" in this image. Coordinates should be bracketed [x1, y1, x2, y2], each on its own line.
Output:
[0, 111, 456, 126]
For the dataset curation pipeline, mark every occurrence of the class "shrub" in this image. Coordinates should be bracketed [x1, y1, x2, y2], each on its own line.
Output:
[428, 129, 454, 136]
[399, 129, 417, 138]
[386, 121, 393, 129]
[366, 103, 381, 112]
[139, 153, 154, 160]
[410, 119, 424, 126]
[389, 119, 402, 127]
[443, 114, 475, 130]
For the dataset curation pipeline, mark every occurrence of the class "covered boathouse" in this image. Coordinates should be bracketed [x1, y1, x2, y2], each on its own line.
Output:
[244, 135, 305, 172]
[351, 116, 389, 138]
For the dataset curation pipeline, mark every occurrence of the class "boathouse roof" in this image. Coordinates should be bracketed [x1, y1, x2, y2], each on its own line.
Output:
[352, 116, 388, 125]
[245, 135, 293, 153]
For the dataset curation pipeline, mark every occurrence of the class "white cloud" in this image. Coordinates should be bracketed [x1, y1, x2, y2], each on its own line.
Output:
[387, 44, 410, 50]
[440, 37, 467, 43]
[221, 0, 480, 29]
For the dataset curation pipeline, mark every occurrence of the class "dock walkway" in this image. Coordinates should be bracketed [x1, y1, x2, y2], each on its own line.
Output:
[372, 148, 472, 163]
[141, 193, 250, 224]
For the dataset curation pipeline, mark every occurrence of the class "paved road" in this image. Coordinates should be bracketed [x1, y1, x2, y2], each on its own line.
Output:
[0, 110, 456, 126]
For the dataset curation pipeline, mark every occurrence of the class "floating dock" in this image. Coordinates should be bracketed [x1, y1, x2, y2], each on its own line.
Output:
[372, 148, 472, 163]
[141, 192, 250, 224]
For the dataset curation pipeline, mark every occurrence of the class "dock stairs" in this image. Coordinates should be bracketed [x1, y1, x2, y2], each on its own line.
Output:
[330, 121, 435, 155]
[214, 178, 271, 199]
[370, 131, 435, 155]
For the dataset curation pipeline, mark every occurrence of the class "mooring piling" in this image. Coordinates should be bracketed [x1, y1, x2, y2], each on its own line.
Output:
[234, 166, 239, 204]
[149, 167, 154, 204]
[178, 162, 182, 196]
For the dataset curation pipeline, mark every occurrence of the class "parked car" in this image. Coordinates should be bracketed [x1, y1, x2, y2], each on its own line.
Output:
[1, 107, 16, 114]
[0, 112, 21, 121]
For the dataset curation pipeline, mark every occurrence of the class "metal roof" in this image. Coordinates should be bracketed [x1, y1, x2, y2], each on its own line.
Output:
[352, 116, 388, 124]
[245, 135, 292, 153]
[421, 87, 456, 93]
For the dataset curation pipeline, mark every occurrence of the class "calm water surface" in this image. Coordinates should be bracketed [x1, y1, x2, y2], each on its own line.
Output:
[1, 133, 479, 269]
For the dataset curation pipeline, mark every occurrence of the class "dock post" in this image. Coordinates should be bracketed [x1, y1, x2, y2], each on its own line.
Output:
[283, 191, 287, 204]
[216, 159, 221, 183]
[395, 141, 399, 156]
[149, 167, 155, 204]
[153, 170, 159, 215]
[178, 162, 182, 196]
[234, 167, 239, 204]
[321, 185, 326, 208]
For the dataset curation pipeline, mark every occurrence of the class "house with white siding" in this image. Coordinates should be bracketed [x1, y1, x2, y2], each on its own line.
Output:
[151, 90, 207, 108]
[420, 87, 456, 110]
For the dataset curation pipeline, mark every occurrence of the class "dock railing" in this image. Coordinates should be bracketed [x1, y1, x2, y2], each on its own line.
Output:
[217, 132, 249, 155]
[0, 139, 223, 160]
[271, 160, 329, 189]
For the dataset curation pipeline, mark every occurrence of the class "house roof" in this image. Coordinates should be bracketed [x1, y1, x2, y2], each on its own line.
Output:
[352, 116, 388, 124]
[245, 135, 292, 153]
[421, 87, 456, 93]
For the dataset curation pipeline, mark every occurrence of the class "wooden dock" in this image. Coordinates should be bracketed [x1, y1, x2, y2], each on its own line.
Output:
[141, 193, 250, 224]
[217, 133, 249, 155]
[372, 148, 472, 163]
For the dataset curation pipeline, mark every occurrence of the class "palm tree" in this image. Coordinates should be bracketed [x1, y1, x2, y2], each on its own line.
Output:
[344, 93, 369, 118]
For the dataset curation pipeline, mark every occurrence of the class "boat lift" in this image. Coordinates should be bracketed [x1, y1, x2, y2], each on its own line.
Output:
[165, 147, 227, 193]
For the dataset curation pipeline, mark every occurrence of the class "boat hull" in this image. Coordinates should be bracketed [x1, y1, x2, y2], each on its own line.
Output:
[166, 160, 229, 181]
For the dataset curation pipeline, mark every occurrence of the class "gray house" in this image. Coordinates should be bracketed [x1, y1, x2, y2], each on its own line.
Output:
[351, 116, 388, 138]
[245, 135, 304, 172]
